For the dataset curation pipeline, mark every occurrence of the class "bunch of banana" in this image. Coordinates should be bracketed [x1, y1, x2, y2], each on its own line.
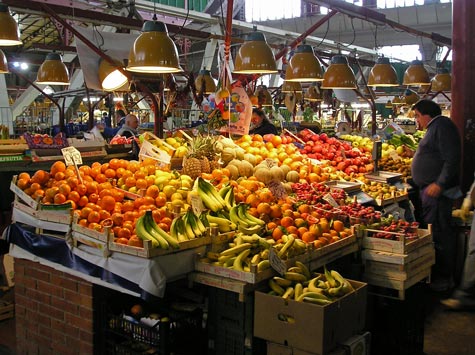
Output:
[268, 264, 355, 305]
[203, 233, 273, 272]
[170, 209, 208, 242]
[135, 210, 180, 250]
[206, 211, 237, 233]
[272, 235, 307, 260]
[197, 177, 228, 212]
[229, 203, 266, 235]
[218, 184, 236, 211]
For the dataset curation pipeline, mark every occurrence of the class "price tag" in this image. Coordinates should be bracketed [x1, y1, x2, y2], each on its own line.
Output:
[349, 191, 374, 204]
[190, 194, 205, 216]
[269, 247, 287, 276]
[323, 193, 340, 208]
[308, 158, 322, 165]
[61, 147, 82, 166]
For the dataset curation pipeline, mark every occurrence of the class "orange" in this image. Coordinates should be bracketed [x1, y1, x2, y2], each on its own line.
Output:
[272, 227, 285, 241]
[256, 202, 271, 215]
[115, 167, 126, 178]
[79, 165, 91, 176]
[115, 237, 129, 245]
[125, 177, 136, 188]
[122, 201, 135, 212]
[127, 236, 143, 248]
[17, 178, 30, 190]
[104, 169, 116, 179]
[136, 178, 148, 190]
[18, 172, 31, 181]
[301, 231, 316, 244]
[80, 207, 93, 219]
[134, 170, 146, 180]
[78, 218, 88, 227]
[245, 193, 260, 208]
[145, 185, 160, 199]
[87, 210, 101, 224]
[280, 216, 294, 228]
[67, 191, 80, 203]
[54, 193, 67, 204]
[99, 188, 113, 199]
[95, 173, 108, 184]
[332, 220, 345, 232]
[31, 170, 49, 185]
[88, 193, 99, 204]
[123, 211, 135, 222]
[50, 161, 66, 176]
[77, 195, 89, 207]
[110, 189, 125, 202]
[109, 158, 121, 170]
[54, 172, 66, 181]
[111, 213, 124, 226]
[99, 210, 111, 221]
[100, 195, 116, 212]
[286, 225, 298, 235]
[267, 221, 278, 230]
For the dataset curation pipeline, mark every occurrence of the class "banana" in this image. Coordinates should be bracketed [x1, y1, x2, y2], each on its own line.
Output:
[282, 287, 295, 300]
[294, 283, 303, 301]
[218, 184, 231, 199]
[307, 278, 326, 294]
[269, 279, 285, 296]
[224, 257, 236, 268]
[218, 254, 235, 264]
[296, 291, 331, 303]
[224, 186, 236, 208]
[240, 234, 261, 243]
[142, 211, 170, 249]
[182, 214, 197, 240]
[229, 205, 249, 227]
[135, 216, 159, 248]
[197, 180, 223, 212]
[257, 259, 270, 271]
[287, 266, 303, 274]
[206, 214, 236, 233]
[260, 249, 270, 260]
[273, 277, 293, 288]
[324, 266, 337, 288]
[277, 235, 295, 258]
[284, 272, 308, 283]
[237, 204, 255, 226]
[198, 177, 227, 210]
[293, 239, 308, 251]
[169, 217, 179, 240]
[238, 224, 263, 235]
[239, 204, 265, 226]
[341, 280, 354, 294]
[233, 249, 251, 271]
[302, 297, 333, 305]
[185, 210, 206, 237]
[250, 253, 261, 265]
[219, 242, 252, 257]
[295, 261, 312, 280]
[174, 218, 189, 243]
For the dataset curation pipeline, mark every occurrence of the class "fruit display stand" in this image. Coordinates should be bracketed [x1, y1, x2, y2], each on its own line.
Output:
[0, 138, 29, 163]
[361, 225, 434, 299]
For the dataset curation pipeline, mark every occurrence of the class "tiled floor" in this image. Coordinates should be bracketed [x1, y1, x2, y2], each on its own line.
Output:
[0, 286, 474, 355]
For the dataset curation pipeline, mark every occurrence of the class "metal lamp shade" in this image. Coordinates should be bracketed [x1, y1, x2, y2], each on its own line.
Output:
[195, 69, 216, 94]
[281, 80, 302, 93]
[233, 32, 277, 74]
[404, 89, 420, 105]
[403, 60, 430, 86]
[305, 85, 322, 101]
[367, 57, 398, 87]
[392, 96, 403, 105]
[98, 59, 128, 91]
[127, 21, 183, 73]
[0, 5, 22, 46]
[285, 44, 323, 82]
[322, 55, 357, 89]
[0, 50, 8, 73]
[431, 68, 451, 92]
[36, 53, 70, 85]
[257, 86, 273, 107]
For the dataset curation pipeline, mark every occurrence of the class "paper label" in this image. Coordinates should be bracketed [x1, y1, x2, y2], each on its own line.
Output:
[269, 247, 287, 276]
[190, 194, 205, 216]
[323, 193, 340, 207]
[61, 146, 82, 166]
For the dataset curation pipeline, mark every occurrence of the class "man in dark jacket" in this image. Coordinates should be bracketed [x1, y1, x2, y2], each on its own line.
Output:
[249, 108, 278, 136]
[410, 99, 462, 291]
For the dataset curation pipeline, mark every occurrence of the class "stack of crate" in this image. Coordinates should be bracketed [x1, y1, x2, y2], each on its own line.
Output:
[361, 225, 434, 299]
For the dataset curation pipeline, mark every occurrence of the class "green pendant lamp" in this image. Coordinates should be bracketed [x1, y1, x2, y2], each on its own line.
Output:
[36, 53, 70, 85]
[195, 69, 216, 94]
[321, 55, 357, 89]
[127, 21, 183, 73]
[0, 4, 22, 46]
[403, 60, 429, 86]
[233, 31, 277, 75]
[368, 57, 399, 87]
[431, 68, 451, 92]
[285, 44, 323, 82]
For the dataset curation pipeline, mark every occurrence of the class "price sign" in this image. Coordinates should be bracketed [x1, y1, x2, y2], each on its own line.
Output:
[323, 193, 340, 208]
[269, 247, 287, 276]
[61, 147, 82, 166]
[190, 194, 205, 216]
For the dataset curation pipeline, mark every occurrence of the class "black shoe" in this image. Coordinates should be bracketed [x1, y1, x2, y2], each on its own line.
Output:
[429, 278, 454, 292]
[440, 298, 475, 311]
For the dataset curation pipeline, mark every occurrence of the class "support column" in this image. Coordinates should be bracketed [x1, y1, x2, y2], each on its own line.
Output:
[452, 0, 475, 193]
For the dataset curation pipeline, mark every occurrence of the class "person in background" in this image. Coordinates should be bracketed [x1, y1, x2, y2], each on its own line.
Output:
[115, 109, 126, 127]
[102, 111, 111, 127]
[249, 108, 278, 136]
[116, 114, 139, 138]
[441, 172, 475, 310]
[409, 99, 462, 292]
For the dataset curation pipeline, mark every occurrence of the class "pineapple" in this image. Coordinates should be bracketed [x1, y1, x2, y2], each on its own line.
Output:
[182, 134, 220, 179]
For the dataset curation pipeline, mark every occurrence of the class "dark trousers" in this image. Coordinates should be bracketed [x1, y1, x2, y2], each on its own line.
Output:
[420, 188, 456, 280]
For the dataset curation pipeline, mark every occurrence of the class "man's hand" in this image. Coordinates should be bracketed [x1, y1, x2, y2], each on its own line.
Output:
[425, 182, 442, 198]
[461, 197, 473, 222]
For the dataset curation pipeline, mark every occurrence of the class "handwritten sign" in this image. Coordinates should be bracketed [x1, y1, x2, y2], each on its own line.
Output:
[61, 147, 82, 166]
[190, 194, 205, 216]
[323, 193, 340, 208]
[269, 247, 287, 276]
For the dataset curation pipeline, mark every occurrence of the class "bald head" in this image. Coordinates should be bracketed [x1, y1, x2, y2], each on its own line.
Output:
[125, 114, 139, 128]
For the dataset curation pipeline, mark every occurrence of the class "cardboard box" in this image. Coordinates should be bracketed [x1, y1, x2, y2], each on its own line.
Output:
[254, 280, 367, 355]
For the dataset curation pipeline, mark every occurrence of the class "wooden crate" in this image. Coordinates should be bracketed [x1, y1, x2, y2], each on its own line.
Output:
[0, 301, 14, 321]
[362, 226, 432, 254]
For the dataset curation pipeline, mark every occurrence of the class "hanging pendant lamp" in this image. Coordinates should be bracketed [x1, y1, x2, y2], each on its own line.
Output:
[0, 49, 8, 73]
[98, 59, 128, 91]
[127, 21, 183, 73]
[256, 86, 273, 107]
[233, 31, 277, 75]
[367, 57, 399, 87]
[392, 96, 403, 106]
[322, 55, 357, 89]
[404, 89, 420, 105]
[195, 69, 216, 94]
[285, 44, 323, 82]
[304, 85, 322, 102]
[403, 60, 429, 86]
[281, 80, 302, 93]
[36, 53, 70, 85]
[431, 68, 451, 92]
[0, 4, 22, 46]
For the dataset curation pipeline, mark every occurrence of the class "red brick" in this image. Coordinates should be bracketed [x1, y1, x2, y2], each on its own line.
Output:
[15, 304, 26, 317]
[79, 342, 94, 355]
[26, 320, 38, 335]
[14, 263, 25, 276]
[50, 318, 65, 332]
[37, 313, 52, 328]
[65, 312, 92, 331]
[30, 330, 53, 349]
[63, 324, 80, 338]
[38, 303, 64, 321]
[25, 308, 39, 323]
[65, 336, 81, 349]
[23, 276, 37, 289]
[59, 276, 79, 292]
[31, 268, 51, 283]
[52, 297, 79, 315]
[50, 329, 66, 345]
[79, 305, 93, 319]
[51, 342, 73, 355]
[38, 324, 52, 339]
[34, 263, 54, 272]
[78, 283, 93, 296]
[37, 280, 64, 298]
[26, 342, 39, 354]
[16, 293, 38, 311]
[16, 321, 26, 339]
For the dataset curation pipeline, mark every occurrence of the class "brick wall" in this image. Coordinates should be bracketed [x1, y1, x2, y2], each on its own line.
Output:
[14, 259, 94, 354]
